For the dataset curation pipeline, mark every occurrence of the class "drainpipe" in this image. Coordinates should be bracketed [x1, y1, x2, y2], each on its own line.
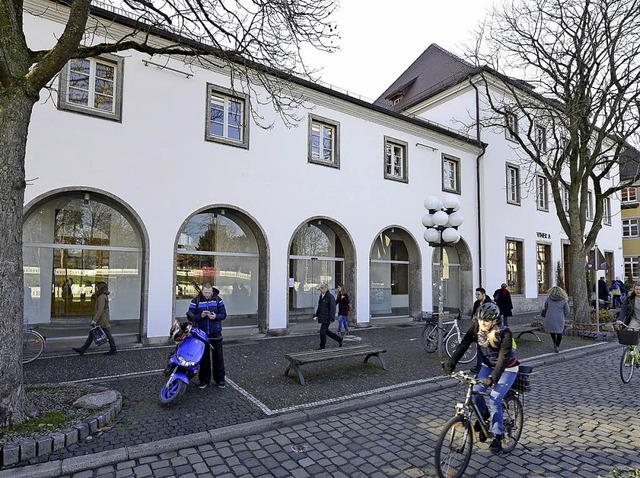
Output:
[469, 76, 487, 287]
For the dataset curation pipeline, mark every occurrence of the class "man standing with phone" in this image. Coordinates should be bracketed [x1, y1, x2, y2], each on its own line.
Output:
[187, 282, 227, 389]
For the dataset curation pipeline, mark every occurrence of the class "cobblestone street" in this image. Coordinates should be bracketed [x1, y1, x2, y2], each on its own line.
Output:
[8, 342, 640, 478]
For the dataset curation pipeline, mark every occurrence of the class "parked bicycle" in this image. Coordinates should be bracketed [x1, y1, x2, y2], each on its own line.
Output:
[617, 324, 640, 384]
[22, 319, 46, 363]
[421, 312, 477, 364]
[434, 367, 531, 478]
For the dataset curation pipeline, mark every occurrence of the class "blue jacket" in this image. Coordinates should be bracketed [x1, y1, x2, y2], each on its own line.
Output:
[187, 288, 227, 336]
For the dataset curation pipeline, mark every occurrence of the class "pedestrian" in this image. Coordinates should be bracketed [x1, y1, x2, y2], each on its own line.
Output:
[610, 278, 625, 309]
[470, 287, 492, 373]
[73, 281, 117, 356]
[493, 283, 513, 327]
[336, 284, 351, 336]
[618, 281, 640, 329]
[542, 286, 569, 353]
[314, 282, 343, 349]
[443, 302, 518, 455]
[187, 282, 227, 389]
[592, 276, 610, 308]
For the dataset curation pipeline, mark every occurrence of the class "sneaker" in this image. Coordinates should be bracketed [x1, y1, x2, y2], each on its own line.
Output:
[489, 436, 503, 454]
[72, 347, 85, 356]
[104, 350, 117, 356]
[217, 381, 226, 389]
[198, 383, 209, 389]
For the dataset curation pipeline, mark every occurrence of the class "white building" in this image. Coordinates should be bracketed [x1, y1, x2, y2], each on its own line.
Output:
[375, 44, 623, 311]
[20, 2, 621, 346]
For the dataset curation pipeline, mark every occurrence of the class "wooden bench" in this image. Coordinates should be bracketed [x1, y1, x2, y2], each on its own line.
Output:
[509, 324, 543, 342]
[284, 345, 388, 385]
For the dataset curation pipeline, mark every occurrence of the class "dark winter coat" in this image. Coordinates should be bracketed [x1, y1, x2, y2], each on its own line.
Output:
[187, 288, 227, 336]
[493, 288, 513, 317]
[315, 291, 336, 324]
[471, 296, 493, 318]
[337, 293, 350, 316]
[619, 291, 639, 326]
[450, 321, 517, 384]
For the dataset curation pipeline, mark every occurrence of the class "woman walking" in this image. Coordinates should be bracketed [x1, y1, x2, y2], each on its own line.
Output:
[336, 284, 351, 336]
[542, 286, 570, 353]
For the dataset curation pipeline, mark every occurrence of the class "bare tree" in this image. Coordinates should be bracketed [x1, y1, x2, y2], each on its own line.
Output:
[0, 0, 337, 426]
[466, 0, 640, 323]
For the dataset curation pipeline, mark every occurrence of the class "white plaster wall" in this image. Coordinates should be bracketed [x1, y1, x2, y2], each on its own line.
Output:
[23, 7, 483, 337]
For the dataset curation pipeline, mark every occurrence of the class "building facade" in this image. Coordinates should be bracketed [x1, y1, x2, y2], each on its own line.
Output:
[21, 3, 623, 347]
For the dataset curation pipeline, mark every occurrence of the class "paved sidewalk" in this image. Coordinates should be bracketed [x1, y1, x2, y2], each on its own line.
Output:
[5, 314, 627, 477]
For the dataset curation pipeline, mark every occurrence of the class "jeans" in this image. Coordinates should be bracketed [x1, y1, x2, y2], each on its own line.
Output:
[337, 315, 349, 332]
[474, 365, 517, 436]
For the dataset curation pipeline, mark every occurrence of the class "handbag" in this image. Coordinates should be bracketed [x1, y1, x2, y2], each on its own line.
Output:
[91, 325, 108, 346]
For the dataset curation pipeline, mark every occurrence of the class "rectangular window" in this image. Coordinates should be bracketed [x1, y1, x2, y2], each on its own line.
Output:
[506, 164, 521, 205]
[58, 54, 124, 121]
[442, 155, 460, 193]
[586, 191, 594, 220]
[505, 112, 518, 141]
[206, 84, 249, 148]
[309, 115, 340, 168]
[622, 187, 638, 203]
[604, 197, 612, 226]
[623, 218, 639, 238]
[625, 256, 640, 281]
[562, 185, 570, 212]
[536, 243, 551, 294]
[536, 175, 548, 211]
[384, 136, 408, 182]
[506, 239, 524, 294]
[535, 125, 547, 152]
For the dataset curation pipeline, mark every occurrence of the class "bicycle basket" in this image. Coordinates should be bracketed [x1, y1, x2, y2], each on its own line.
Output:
[617, 329, 640, 346]
[512, 365, 533, 393]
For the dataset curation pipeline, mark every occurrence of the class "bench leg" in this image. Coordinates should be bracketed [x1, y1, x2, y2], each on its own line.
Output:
[285, 364, 306, 385]
[517, 331, 543, 342]
[364, 353, 388, 370]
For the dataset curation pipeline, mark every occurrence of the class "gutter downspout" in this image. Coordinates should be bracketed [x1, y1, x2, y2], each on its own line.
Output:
[469, 76, 486, 287]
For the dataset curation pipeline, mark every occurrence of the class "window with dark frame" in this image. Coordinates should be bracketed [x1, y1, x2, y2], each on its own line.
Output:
[442, 155, 460, 193]
[58, 54, 124, 121]
[384, 136, 408, 183]
[309, 114, 340, 168]
[604, 197, 611, 226]
[536, 175, 548, 211]
[205, 84, 249, 149]
[506, 239, 524, 294]
[536, 243, 551, 294]
[505, 112, 518, 141]
[506, 164, 521, 205]
[535, 125, 547, 152]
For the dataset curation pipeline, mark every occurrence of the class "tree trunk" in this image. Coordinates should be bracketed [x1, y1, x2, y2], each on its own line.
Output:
[0, 87, 37, 426]
[569, 238, 590, 324]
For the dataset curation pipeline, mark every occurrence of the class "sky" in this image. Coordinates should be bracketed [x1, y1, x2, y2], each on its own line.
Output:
[304, 0, 495, 102]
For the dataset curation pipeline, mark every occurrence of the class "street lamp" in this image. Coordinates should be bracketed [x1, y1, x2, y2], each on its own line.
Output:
[423, 194, 464, 355]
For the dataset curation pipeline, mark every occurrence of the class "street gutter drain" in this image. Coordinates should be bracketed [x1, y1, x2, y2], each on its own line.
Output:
[291, 444, 308, 453]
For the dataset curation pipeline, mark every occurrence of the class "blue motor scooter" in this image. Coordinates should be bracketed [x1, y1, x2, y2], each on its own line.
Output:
[159, 321, 210, 407]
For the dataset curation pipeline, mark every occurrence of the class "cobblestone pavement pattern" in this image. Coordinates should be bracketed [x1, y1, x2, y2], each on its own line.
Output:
[10, 343, 640, 477]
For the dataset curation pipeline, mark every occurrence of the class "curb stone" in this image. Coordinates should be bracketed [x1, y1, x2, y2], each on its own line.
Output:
[0, 387, 122, 468]
[0, 340, 620, 478]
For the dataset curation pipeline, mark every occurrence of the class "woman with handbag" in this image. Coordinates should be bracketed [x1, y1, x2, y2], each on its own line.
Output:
[73, 281, 117, 356]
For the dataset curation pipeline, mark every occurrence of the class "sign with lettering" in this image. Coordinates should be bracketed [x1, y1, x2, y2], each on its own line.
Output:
[536, 232, 551, 239]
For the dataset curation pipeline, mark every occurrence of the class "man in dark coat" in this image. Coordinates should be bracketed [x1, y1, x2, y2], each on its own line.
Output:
[470, 287, 493, 373]
[314, 283, 342, 349]
[493, 283, 514, 327]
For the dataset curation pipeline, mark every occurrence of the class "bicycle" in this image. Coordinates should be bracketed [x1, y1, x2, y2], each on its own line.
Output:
[22, 319, 46, 364]
[434, 367, 530, 478]
[421, 313, 477, 364]
[617, 325, 640, 384]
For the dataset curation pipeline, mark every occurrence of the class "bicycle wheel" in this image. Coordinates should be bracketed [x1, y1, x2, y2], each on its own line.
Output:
[22, 330, 45, 364]
[421, 323, 438, 353]
[620, 347, 634, 383]
[434, 415, 473, 478]
[445, 334, 477, 364]
[502, 393, 524, 453]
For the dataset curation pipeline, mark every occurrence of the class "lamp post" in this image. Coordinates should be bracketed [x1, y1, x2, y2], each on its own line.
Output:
[423, 194, 464, 355]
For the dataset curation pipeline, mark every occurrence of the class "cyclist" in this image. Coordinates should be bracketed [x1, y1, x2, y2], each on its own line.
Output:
[443, 302, 518, 455]
[618, 281, 640, 329]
